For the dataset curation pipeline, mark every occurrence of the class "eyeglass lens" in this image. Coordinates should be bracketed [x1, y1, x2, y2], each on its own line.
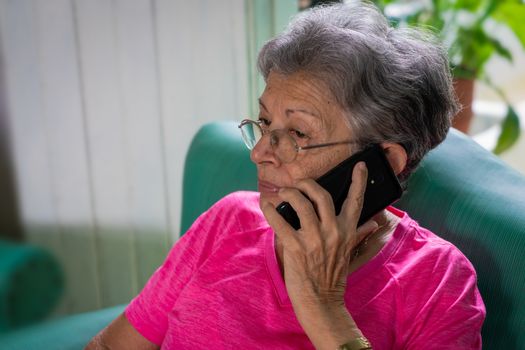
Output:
[240, 122, 298, 163]
[240, 122, 263, 149]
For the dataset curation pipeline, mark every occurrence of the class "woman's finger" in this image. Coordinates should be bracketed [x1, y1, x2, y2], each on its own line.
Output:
[339, 162, 368, 228]
[292, 179, 336, 225]
[277, 187, 320, 232]
[261, 201, 302, 251]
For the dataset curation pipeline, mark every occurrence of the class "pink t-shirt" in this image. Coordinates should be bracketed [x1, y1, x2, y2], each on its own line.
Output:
[125, 191, 485, 349]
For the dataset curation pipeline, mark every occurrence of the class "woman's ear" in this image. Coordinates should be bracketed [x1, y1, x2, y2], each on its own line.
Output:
[381, 143, 407, 176]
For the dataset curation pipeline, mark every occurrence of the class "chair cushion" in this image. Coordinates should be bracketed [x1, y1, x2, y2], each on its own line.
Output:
[180, 121, 257, 234]
[396, 129, 525, 349]
[182, 123, 525, 348]
[0, 240, 63, 332]
[0, 304, 125, 350]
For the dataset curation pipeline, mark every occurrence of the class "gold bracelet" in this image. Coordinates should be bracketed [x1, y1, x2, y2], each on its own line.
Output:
[337, 336, 372, 350]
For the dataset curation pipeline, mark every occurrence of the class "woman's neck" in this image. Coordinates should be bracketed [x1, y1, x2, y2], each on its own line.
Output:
[274, 209, 400, 277]
[347, 209, 400, 274]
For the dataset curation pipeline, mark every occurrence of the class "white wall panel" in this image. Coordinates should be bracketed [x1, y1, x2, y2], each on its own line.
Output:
[34, 0, 93, 225]
[0, 0, 251, 314]
[0, 0, 72, 315]
[74, 0, 130, 229]
[114, 0, 168, 231]
[0, 0, 57, 228]
[73, 0, 136, 306]
[33, 0, 100, 312]
[113, 0, 170, 290]
[155, 0, 249, 240]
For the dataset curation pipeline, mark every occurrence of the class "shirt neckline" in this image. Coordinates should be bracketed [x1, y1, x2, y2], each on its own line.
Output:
[264, 206, 412, 307]
[264, 226, 292, 306]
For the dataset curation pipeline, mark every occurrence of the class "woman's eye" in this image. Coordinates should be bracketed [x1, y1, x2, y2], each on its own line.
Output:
[290, 129, 308, 139]
[258, 117, 271, 127]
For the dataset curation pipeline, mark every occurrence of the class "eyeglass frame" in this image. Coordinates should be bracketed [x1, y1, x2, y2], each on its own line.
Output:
[238, 118, 357, 162]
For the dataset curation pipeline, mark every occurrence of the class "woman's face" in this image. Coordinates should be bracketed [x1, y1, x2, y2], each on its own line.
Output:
[252, 71, 357, 207]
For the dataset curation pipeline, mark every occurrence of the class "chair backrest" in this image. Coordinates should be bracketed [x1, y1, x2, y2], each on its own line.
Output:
[181, 121, 525, 349]
[180, 122, 257, 234]
[395, 129, 525, 349]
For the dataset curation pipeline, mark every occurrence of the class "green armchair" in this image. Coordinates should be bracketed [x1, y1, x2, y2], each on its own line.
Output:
[0, 240, 63, 333]
[1, 121, 523, 349]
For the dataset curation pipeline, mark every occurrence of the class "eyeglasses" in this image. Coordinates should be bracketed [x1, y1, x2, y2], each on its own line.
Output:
[238, 118, 355, 163]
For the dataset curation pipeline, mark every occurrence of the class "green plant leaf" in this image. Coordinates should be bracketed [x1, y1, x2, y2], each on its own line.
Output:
[453, 0, 482, 12]
[487, 36, 513, 62]
[492, 3, 525, 48]
[494, 106, 521, 154]
[478, 0, 499, 22]
[452, 66, 476, 79]
[452, 26, 495, 78]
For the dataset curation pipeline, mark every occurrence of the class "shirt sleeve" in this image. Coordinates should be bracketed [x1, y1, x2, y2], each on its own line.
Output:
[124, 194, 239, 345]
[401, 242, 486, 350]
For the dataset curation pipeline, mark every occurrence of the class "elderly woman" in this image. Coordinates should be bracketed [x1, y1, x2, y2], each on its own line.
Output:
[87, 2, 485, 350]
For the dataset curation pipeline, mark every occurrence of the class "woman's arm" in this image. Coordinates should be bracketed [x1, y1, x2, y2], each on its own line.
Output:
[262, 162, 378, 349]
[85, 313, 159, 350]
[86, 194, 250, 349]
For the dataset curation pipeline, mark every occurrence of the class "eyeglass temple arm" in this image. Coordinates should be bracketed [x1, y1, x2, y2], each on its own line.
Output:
[299, 140, 355, 151]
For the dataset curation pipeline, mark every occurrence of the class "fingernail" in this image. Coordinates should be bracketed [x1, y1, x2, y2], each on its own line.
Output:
[358, 162, 366, 170]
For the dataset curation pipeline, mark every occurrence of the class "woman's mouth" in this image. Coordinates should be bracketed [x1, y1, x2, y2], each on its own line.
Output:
[258, 180, 281, 193]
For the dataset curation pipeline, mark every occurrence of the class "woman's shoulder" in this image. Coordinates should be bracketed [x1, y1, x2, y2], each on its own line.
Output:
[411, 219, 475, 270]
[388, 213, 479, 288]
[209, 191, 262, 217]
[384, 213, 485, 344]
[201, 191, 267, 232]
[211, 190, 260, 210]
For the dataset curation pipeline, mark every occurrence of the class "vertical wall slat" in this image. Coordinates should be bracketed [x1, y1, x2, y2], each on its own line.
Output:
[155, 0, 249, 243]
[245, 0, 297, 116]
[154, 0, 203, 244]
[230, 0, 250, 120]
[73, 0, 134, 307]
[114, 0, 169, 292]
[190, 0, 248, 124]
[0, 0, 67, 314]
[273, 0, 298, 34]
[0, 0, 58, 243]
[245, 0, 273, 115]
[1, 0, 253, 314]
[34, 0, 100, 313]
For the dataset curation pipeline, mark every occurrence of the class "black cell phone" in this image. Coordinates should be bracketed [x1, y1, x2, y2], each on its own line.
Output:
[276, 144, 402, 230]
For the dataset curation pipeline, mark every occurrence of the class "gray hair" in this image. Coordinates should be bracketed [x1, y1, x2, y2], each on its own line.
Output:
[257, 1, 458, 181]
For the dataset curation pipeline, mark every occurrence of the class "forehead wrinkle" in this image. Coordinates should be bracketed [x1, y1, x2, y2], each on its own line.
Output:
[284, 108, 319, 119]
[320, 114, 338, 139]
[301, 112, 332, 141]
[260, 71, 345, 139]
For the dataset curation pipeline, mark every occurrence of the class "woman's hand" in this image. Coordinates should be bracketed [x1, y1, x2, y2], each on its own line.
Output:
[261, 162, 378, 349]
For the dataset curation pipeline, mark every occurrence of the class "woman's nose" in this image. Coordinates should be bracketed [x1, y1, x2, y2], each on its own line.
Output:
[250, 133, 280, 166]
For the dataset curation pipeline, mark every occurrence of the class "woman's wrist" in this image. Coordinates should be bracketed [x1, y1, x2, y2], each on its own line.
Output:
[294, 302, 364, 350]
